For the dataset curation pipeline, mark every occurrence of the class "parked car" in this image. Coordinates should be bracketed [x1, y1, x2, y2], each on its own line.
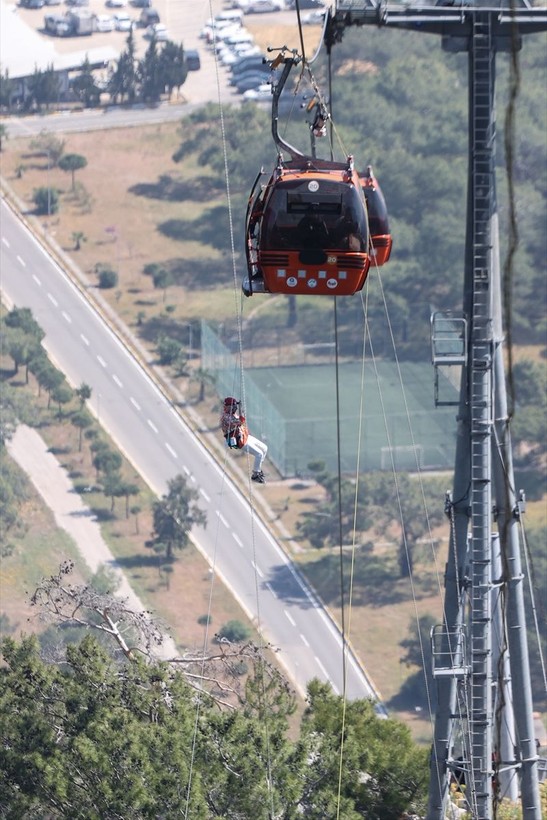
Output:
[20, 0, 45, 9]
[219, 44, 261, 65]
[287, 0, 323, 7]
[185, 49, 201, 71]
[106, 0, 125, 7]
[139, 7, 159, 26]
[95, 13, 114, 30]
[130, 0, 150, 6]
[144, 22, 168, 40]
[201, 19, 244, 44]
[235, 71, 275, 92]
[223, 30, 254, 47]
[230, 55, 267, 75]
[113, 11, 132, 29]
[44, 12, 70, 34]
[231, 63, 269, 81]
[244, 86, 307, 113]
[243, 0, 284, 12]
[213, 24, 246, 42]
[215, 8, 244, 23]
[242, 83, 272, 102]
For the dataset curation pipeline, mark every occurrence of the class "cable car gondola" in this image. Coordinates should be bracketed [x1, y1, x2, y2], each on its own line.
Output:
[244, 154, 371, 297]
[243, 56, 372, 297]
[243, 57, 392, 296]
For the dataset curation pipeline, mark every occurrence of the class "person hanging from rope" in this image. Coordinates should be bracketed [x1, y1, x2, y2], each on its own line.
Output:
[220, 397, 268, 484]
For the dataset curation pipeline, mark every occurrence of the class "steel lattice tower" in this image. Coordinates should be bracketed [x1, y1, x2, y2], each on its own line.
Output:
[328, 2, 546, 817]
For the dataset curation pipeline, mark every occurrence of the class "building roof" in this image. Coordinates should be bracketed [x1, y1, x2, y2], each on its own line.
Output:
[0, 1, 119, 79]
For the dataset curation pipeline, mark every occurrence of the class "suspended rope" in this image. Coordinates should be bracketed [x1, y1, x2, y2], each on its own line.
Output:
[335, 278, 372, 820]
[519, 517, 547, 695]
[502, 0, 521, 421]
[184, 5, 275, 815]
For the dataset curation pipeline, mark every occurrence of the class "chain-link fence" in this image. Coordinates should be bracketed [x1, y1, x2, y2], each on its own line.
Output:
[201, 321, 457, 477]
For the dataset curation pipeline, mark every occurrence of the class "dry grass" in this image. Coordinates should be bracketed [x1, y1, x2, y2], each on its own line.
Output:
[0, 471, 87, 636]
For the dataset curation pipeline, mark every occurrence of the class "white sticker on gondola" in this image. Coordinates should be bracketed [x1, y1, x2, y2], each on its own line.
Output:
[327, 278, 338, 289]
[308, 279, 317, 288]
[287, 277, 298, 287]
[308, 180, 319, 192]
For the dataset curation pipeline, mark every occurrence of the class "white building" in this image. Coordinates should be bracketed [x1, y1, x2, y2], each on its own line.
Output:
[0, 1, 119, 105]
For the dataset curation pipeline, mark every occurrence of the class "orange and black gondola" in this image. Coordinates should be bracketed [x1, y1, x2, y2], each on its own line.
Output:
[242, 54, 391, 297]
[244, 154, 371, 296]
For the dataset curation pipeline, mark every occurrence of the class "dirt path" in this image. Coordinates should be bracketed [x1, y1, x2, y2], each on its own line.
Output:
[7, 423, 178, 660]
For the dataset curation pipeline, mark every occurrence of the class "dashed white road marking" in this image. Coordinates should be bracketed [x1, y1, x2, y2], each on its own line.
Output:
[97, 355, 107, 368]
[232, 532, 243, 548]
[130, 397, 140, 410]
[300, 633, 310, 648]
[112, 374, 123, 388]
[251, 561, 264, 579]
[1, 237, 9, 247]
[266, 582, 277, 597]
[147, 419, 158, 433]
[289, 565, 315, 604]
[284, 609, 296, 627]
[62, 311, 71, 324]
[314, 656, 329, 680]
[16, 255, 26, 267]
[165, 442, 177, 459]
[199, 488, 210, 502]
[183, 465, 190, 476]
[32, 274, 41, 286]
[47, 293, 58, 307]
[80, 334, 89, 346]
[216, 511, 229, 528]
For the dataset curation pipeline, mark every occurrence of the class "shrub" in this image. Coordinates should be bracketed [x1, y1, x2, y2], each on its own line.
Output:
[216, 620, 251, 643]
[33, 186, 59, 215]
[97, 266, 119, 289]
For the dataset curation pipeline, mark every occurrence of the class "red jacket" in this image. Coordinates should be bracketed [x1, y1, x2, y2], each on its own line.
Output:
[220, 409, 249, 449]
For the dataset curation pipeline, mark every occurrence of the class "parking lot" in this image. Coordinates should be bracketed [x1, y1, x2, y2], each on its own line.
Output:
[5, 0, 320, 106]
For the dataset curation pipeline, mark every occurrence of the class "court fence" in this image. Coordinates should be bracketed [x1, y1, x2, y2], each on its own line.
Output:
[201, 321, 456, 477]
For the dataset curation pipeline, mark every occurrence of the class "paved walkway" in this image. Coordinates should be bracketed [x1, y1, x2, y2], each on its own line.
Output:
[7, 424, 177, 659]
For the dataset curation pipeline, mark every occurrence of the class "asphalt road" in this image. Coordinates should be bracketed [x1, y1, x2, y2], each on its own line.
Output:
[0, 195, 384, 707]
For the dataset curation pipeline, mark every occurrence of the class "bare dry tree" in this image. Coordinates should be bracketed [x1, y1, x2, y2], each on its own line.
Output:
[30, 561, 289, 711]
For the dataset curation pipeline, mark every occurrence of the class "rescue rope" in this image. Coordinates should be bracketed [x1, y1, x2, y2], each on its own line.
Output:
[184, 4, 275, 815]
[369, 266, 445, 724]
[335, 280, 371, 819]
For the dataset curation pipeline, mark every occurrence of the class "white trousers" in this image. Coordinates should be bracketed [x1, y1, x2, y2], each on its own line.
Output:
[243, 435, 268, 473]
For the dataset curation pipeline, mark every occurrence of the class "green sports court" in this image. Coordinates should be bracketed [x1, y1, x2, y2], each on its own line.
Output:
[202, 323, 458, 477]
